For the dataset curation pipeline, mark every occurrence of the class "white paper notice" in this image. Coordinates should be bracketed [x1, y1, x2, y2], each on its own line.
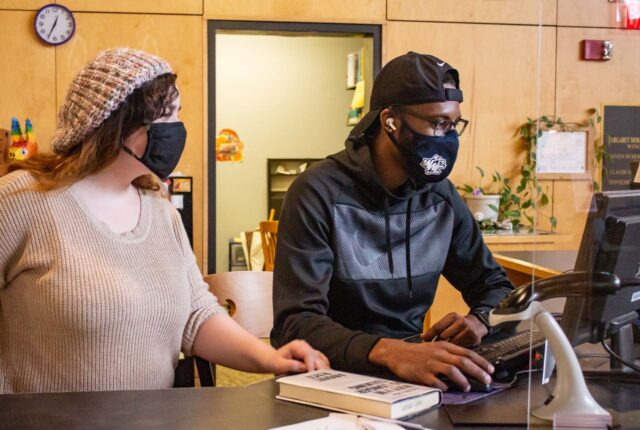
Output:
[536, 131, 588, 174]
[170, 194, 184, 209]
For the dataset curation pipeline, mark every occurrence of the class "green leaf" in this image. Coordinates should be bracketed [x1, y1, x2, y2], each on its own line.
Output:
[488, 204, 499, 213]
[504, 178, 510, 185]
[522, 200, 532, 209]
[476, 166, 485, 178]
[461, 184, 474, 193]
[540, 193, 549, 206]
[550, 216, 558, 231]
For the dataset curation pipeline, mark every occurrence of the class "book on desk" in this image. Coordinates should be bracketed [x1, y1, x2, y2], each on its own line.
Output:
[276, 369, 441, 420]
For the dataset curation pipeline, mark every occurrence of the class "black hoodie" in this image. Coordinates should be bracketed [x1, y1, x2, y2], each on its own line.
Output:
[270, 133, 514, 374]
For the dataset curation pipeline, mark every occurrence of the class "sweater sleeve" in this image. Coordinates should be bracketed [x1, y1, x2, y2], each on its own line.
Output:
[441, 181, 515, 313]
[270, 171, 383, 373]
[168, 206, 227, 357]
[0, 173, 30, 290]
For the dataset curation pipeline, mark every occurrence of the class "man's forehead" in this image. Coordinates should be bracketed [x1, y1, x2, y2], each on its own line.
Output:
[403, 100, 461, 118]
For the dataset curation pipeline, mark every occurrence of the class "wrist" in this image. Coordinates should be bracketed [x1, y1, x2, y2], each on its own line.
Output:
[468, 310, 492, 337]
[368, 338, 400, 368]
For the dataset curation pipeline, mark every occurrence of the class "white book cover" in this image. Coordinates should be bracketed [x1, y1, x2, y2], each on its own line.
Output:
[277, 370, 441, 420]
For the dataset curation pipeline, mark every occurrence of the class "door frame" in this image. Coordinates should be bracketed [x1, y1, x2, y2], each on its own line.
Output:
[206, 20, 382, 274]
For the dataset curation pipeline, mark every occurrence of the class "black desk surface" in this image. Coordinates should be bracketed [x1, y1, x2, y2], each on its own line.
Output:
[1, 375, 639, 430]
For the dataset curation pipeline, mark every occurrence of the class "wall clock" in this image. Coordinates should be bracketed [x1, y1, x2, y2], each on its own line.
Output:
[35, 4, 76, 46]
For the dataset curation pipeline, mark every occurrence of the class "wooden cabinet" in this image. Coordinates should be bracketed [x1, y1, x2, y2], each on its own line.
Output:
[388, 0, 556, 25]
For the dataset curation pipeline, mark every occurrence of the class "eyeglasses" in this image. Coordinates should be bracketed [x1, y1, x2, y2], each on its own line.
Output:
[396, 109, 469, 137]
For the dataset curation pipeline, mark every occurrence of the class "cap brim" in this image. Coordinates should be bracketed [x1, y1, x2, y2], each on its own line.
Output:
[349, 108, 381, 138]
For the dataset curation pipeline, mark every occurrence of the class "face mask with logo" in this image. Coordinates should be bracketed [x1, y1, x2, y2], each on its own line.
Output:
[121, 122, 187, 180]
[386, 120, 459, 187]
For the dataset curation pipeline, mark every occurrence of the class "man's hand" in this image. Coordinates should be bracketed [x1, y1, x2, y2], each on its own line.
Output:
[267, 340, 330, 375]
[369, 338, 494, 392]
[422, 312, 488, 347]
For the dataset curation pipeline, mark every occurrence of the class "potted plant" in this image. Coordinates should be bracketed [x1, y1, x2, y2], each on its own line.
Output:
[458, 167, 501, 226]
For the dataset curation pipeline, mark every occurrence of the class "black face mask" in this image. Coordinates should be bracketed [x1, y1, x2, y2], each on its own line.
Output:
[386, 120, 459, 187]
[121, 122, 187, 180]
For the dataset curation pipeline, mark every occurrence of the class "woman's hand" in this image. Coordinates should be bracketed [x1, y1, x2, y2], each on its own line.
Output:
[268, 340, 330, 375]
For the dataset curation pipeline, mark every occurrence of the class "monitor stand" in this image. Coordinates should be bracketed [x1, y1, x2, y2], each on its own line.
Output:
[583, 312, 640, 382]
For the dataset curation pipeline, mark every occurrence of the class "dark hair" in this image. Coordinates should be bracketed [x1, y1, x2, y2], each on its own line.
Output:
[443, 70, 457, 87]
[7, 73, 178, 191]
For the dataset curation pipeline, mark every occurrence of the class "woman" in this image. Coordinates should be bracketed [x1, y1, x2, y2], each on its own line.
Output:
[0, 48, 328, 393]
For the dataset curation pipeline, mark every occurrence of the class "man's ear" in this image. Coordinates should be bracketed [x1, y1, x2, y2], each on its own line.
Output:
[380, 108, 398, 133]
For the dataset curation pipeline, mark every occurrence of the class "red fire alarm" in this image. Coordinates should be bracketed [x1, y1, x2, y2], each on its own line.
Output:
[582, 40, 613, 61]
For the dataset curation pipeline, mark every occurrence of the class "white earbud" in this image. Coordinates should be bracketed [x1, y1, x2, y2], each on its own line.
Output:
[386, 118, 397, 131]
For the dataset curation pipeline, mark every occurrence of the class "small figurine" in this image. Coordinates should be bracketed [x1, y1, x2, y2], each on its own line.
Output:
[8, 118, 37, 161]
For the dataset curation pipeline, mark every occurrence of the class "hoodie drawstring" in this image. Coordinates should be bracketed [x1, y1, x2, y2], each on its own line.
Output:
[384, 196, 394, 274]
[405, 197, 413, 299]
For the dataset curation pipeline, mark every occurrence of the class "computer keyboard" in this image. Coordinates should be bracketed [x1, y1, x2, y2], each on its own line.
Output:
[472, 329, 546, 366]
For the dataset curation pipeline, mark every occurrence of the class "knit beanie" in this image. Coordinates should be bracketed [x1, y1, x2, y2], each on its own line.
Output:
[51, 48, 173, 154]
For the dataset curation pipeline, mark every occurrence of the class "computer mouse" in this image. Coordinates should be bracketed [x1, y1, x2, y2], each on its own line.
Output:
[440, 376, 493, 393]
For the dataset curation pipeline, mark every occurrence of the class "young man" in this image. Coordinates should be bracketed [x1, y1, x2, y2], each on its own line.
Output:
[271, 52, 515, 392]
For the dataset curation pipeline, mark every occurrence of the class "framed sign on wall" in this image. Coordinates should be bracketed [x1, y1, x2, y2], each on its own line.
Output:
[535, 128, 594, 181]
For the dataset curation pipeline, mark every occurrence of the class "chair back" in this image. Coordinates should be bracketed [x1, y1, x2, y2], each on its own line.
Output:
[259, 221, 279, 271]
[204, 271, 273, 338]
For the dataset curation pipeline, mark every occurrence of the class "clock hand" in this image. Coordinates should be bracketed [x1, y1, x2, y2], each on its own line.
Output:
[47, 16, 59, 38]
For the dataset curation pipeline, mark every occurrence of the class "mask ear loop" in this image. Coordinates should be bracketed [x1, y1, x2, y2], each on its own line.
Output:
[120, 124, 151, 161]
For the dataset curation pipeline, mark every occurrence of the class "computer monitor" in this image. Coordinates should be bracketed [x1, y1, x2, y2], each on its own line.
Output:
[561, 190, 640, 371]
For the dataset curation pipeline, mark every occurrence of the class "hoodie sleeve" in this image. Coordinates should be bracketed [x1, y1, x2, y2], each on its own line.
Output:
[441, 181, 515, 313]
[270, 168, 383, 373]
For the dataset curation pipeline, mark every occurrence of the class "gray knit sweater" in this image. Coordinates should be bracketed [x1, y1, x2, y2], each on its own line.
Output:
[0, 170, 226, 393]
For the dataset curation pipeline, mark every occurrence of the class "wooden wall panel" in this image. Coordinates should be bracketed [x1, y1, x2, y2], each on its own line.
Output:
[556, 27, 640, 120]
[555, 27, 640, 249]
[0, 0, 44, 10]
[55, 13, 206, 268]
[558, 0, 622, 28]
[388, 0, 557, 26]
[61, 0, 202, 15]
[204, 0, 386, 23]
[550, 181, 594, 250]
[0, 11, 57, 153]
[386, 22, 556, 189]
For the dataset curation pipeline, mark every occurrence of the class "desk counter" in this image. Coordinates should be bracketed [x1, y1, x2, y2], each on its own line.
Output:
[1, 375, 638, 429]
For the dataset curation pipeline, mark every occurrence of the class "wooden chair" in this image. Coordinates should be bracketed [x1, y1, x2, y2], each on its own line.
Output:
[202, 271, 274, 386]
[204, 271, 274, 338]
[422, 254, 561, 334]
[259, 221, 279, 272]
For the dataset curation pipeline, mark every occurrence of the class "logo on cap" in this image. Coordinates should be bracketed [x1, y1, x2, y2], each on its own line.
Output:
[420, 155, 447, 176]
[436, 61, 446, 67]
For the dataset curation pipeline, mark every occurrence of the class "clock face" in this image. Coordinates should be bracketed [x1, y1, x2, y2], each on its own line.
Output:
[35, 4, 75, 46]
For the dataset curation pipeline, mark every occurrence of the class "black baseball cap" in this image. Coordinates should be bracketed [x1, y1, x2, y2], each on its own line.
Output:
[350, 51, 463, 137]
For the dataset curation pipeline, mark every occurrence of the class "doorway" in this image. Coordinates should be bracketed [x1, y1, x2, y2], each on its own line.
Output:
[207, 21, 381, 274]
